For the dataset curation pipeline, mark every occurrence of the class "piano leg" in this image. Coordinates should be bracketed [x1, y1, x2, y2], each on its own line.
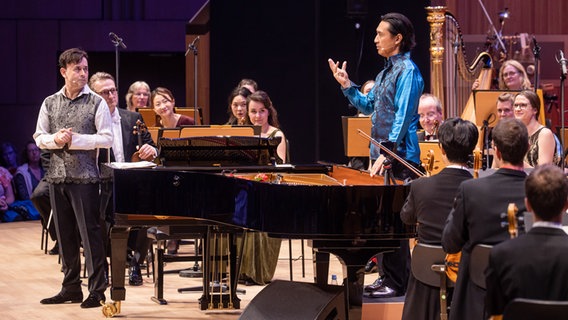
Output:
[109, 226, 130, 313]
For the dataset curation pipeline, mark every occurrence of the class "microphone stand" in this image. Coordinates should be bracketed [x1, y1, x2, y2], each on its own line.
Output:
[561, 58, 566, 170]
[186, 37, 200, 125]
[483, 119, 490, 169]
[532, 37, 541, 91]
[110, 34, 126, 97]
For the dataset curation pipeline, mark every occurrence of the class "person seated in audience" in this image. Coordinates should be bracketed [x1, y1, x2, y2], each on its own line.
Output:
[14, 141, 43, 200]
[151, 87, 195, 128]
[472, 59, 531, 91]
[417, 93, 444, 141]
[237, 78, 258, 93]
[226, 86, 252, 125]
[90, 71, 157, 286]
[513, 90, 561, 168]
[485, 164, 568, 318]
[0, 165, 15, 221]
[1, 142, 19, 175]
[247, 90, 287, 163]
[31, 151, 58, 253]
[442, 118, 529, 320]
[400, 117, 478, 319]
[125, 81, 151, 112]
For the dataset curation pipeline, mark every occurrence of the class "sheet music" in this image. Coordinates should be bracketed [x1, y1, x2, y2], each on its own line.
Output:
[110, 161, 157, 169]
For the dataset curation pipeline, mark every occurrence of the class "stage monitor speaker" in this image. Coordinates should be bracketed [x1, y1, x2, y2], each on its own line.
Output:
[239, 280, 346, 320]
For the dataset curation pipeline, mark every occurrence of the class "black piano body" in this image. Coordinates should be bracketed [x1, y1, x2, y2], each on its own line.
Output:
[109, 163, 414, 317]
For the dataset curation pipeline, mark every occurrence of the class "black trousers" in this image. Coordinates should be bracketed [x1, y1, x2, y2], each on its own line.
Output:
[381, 240, 410, 294]
[50, 183, 106, 296]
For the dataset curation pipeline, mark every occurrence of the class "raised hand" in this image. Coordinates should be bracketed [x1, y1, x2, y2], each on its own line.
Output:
[328, 59, 351, 88]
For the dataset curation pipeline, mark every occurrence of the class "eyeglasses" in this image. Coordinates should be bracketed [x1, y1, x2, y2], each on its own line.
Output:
[98, 88, 117, 96]
[503, 71, 519, 78]
[513, 103, 530, 109]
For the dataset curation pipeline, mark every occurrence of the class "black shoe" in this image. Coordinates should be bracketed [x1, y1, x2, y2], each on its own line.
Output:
[40, 291, 83, 304]
[365, 258, 378, 273]
[364, 276, 385, 292]
[48, 243, 59, 255]
[369, 285, 399, 298]
[80, 292, 105, 308]
[128, 261, 143, 286]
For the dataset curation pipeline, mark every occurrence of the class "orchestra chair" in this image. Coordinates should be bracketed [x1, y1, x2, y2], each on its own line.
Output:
[136, 108, 158, 127]
[174, 107, 202, 125]
[502, 298, 568, 320]
[40, 209, 53, 254]
[469, 244, 492, 289]
[411, 243, 455, 320]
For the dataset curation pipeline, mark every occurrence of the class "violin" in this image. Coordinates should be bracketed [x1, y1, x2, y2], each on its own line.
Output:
[423, 149, 435, 177]
[473, 149, 482, 179]
[131, 119, 147, 162]
[506, 203, 519, 239]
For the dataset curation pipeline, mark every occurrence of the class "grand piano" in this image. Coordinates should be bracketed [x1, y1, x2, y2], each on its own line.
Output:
[106, 134, 415, 319]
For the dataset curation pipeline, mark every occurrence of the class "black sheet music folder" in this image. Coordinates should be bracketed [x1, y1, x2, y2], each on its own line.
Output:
[158, 136, 282, 167]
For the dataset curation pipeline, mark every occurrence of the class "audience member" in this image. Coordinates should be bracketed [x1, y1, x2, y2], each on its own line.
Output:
[90, 71, 157, 286]
[31, 150, 58, 253]
[0, 166, 15, 221]
[151, 87, 195, 127]
[417, 93, 444, 141]
[226, 86, 252, 125]
[401, 118, 478, 319]
[247, 90, 287, 162]
[513, 90, 561, 167]
[1, 142, 19, 174]
[125, 81, 151, 112]
[34, 48, 112, 308]
[485, 164, 568, 317]
[442, 118, 529, 320]
[13, 141, 43, 200]
[237, 78, 258, 93]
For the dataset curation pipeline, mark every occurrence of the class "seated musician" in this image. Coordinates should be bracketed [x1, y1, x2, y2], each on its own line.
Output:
[225, 86, 252, 125]
[247, 90, 287, 163]
[238, 90, 285, 285]
[513, 90, 562, 168]
[485, 164, 568, 318]
[90, 72, 157, 286]
[488, 93, 515, 168]
[442, 118, 529, 320]
[472, 59, 532, 91]
[151, 87, 195, 128]
[400, 118, 478, 319]
[417, 93, 444, 141]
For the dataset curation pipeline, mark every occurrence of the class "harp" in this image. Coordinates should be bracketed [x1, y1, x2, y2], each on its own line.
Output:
[426, 6, 494, 137]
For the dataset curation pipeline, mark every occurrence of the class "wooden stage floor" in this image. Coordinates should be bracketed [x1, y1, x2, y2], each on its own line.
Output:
[1, 220, 401, 320]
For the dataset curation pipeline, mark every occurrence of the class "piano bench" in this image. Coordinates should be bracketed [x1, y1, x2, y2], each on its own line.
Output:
[147, 226, 204, 304]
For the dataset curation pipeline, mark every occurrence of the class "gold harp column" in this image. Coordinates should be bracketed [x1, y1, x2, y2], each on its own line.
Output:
[426, 6, 446, 116]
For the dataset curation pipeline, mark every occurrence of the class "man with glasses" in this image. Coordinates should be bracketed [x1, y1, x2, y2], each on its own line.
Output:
[89, 72, 157, 286]
[417, 93, 444, 141]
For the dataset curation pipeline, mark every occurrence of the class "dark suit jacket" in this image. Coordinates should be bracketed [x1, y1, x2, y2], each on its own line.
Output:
[101, 108, 156, 162]
[441, 168, 528, 320]
[485, 226, 568, 316]
[401, 167, 473, 320]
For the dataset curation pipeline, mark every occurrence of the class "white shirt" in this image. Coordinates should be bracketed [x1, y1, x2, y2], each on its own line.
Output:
[110, 109, 125, 162]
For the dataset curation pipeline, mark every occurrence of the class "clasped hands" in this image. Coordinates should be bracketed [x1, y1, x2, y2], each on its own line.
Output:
[54, 128, 73, 146]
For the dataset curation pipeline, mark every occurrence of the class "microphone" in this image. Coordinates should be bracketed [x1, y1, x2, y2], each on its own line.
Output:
[186, 36, 200, 56]
[559, 50, 568, 77]
[109, 32, 127, 49]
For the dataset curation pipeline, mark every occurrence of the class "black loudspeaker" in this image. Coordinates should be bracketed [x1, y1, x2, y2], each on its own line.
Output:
[239, 280, 346, 320]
